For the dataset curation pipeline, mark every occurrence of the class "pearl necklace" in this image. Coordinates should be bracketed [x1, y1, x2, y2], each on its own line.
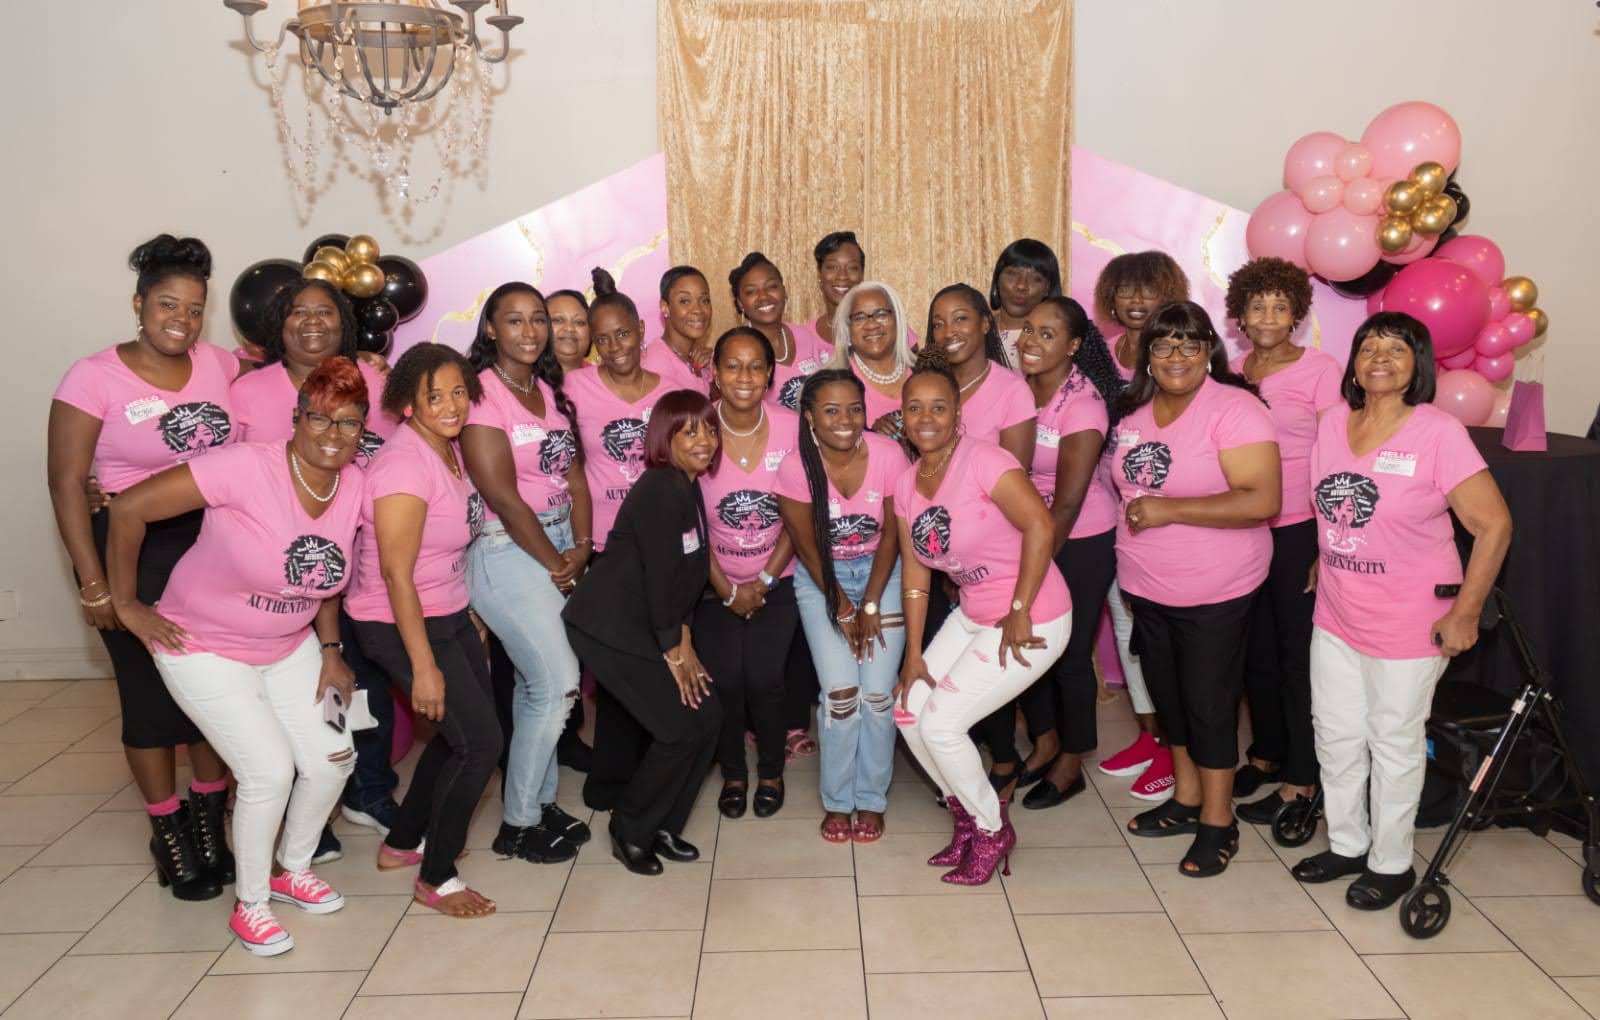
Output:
[290, 450, 338, 504]
[493, 363, 534, 395]
[717, 404, 765, 467]
[852, 353, 904, 387]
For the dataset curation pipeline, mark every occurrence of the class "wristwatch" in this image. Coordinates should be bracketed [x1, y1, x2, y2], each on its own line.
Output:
[757, 570, 777, 589]
[861, 601, 879, 616]
[1011, 599, 1025, 613]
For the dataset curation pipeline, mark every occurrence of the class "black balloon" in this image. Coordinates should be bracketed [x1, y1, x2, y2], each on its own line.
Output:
[355, 327, 393, 356]
[355, 296, 400, 334]
[1328, 259, 1401, 299]
[376, 255, 429, 322]
[1442, 183, 1469, 226]
[302, 233, 351, 266]
[229, 258, 302, 347]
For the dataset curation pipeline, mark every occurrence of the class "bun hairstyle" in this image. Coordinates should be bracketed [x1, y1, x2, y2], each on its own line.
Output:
[908, 340, 959, 397]
[129, 234, 212, 297]
[728, 251, 781, 309]
[794, 368, 868, 629]
[588, 266, 639, 323]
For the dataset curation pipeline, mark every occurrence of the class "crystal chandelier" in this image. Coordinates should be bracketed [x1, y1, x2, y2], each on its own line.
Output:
[224, 1, 521, 206]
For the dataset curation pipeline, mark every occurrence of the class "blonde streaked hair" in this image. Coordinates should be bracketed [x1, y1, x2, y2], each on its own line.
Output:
[826, 281, 914, 373]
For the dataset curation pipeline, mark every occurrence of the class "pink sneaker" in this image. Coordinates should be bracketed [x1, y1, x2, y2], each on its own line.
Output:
[269, 869, 346, 914]
[1129, 745, 1176, 802]
[1098, 732, 1158, 778]
[230, 900, 293, 957]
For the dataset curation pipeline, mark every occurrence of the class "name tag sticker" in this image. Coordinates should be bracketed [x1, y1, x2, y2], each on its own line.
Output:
[124, 396, 169, 425]
[1373, 450, 1417, 477]
[1037, 426, 1061, 449]
[865, 490, 881, 504]
[682, 529, 701, 554]
[1117, 430, 1140, 447]
[510, 423, 546, 446]
[763, 450, 785, 472]
[828, 499, 842, 518]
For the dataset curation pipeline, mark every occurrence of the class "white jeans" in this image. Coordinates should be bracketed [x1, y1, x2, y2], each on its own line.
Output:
[1108, 580, 1153, 715]
[156, 633, 355, 904]
[897, 607, 1071, 832]
[1309, 627, 1447, 875]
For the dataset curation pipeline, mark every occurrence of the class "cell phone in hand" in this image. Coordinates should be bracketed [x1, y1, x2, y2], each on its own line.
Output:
[322, 687, 347, 734]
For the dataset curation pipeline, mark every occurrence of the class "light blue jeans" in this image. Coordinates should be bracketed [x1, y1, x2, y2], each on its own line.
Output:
[794, 556, 904, 813]
[466, 509, 579, 828]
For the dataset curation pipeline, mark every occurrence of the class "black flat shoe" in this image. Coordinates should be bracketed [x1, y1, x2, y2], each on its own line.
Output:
[718, 783, 748, 819]
[1346, 867, 1416, 910]
[1236, 790, 1292, 825]
[1292, 850, 1369, 884]
[652, 830, 700, 863]
[1127, 798, 1201, 838]
[1232, 763, 1281, 798]
[1021, 771, 1086, 810]
[1015, 753, 1061, 790]
[609, 820, 663, 875]
[752, 781, 784, 818]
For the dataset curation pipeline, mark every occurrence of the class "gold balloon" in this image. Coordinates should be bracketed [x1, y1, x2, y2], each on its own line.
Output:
[1527, 307, 1548, 337]
[344, 234, 381, 266]
[1409, 160, 1448, 195]
[1385, 180, 1423, 214]
[343, 261, 386, 299]
[1412, 194, 1456, 235]
[1377, 215, 1414, 254]
[302, 260, 341, 283]
[313, 246, 349, 273]
[1503, 276, 1538, 313]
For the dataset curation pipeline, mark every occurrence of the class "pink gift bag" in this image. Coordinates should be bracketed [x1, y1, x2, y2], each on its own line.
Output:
[1501, 380, 1547, 452]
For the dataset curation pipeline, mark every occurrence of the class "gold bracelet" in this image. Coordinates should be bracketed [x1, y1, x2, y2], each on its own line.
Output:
[79, 580, 108, 594]
[902, 588, 929, 600]
[80, 593, 112, 608]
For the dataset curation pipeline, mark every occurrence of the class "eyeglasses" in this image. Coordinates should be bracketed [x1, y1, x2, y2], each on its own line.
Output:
[301, 411, 365, 437]
[848, 308, 895, 326]
[1114, 286, 1159, 300]
[1150, 339, 1206, 359]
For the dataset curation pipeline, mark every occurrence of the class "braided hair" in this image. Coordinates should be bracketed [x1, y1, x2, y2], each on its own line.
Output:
[1032, 295, 1125, 441]
[795, 368, 867, 630]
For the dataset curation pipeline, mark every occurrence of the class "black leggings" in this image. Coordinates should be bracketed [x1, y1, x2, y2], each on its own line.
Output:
[354, 610, 502, 887]
[1242, 521, 1319, 786]
[694, 579, 798, 782]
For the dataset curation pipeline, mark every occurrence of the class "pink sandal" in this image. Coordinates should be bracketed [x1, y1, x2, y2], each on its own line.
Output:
[377, 843, 422, 871]
[785, 729, 818, 761]
[851, 813, 885, 844]
[413, 877, 495, 918]
[820, 813, 852, 843]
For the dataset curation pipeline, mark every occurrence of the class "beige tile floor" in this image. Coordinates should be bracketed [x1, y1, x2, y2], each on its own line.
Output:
[0, 677, 1595, 1019]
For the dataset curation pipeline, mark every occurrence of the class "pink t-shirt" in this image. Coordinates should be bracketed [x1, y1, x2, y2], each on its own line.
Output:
[467, 370, 576, 518]
[778, 430, 909, 563]
[52, 342, 239, 491]
[1231, 348, 1343, 527]
[856, 376, 905, 434]
[1310, 402, 1487, 659]
[960, 365, 1036, 444]
[158, 442, 364, 665]
[700, 407, 799, 583]
[895, 439, 1071, 626]
[1031, 369, 1116, 539]
[1109, 377, 1278, 607]
[767, 324, 833, 412]
[343, 423, 480, 623]
[229, 360, 398, 468]
[640, 341, 709, 395]
[564, 365, 670, 550]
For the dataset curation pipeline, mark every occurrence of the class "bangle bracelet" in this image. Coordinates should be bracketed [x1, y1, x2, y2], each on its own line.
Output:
[663, 653, 685, 667]
[79, 580, 107, 594]
[722, 586, 738, 608]
[903, 588, 929, 600]
[80, 594, 112, 608]
[573, 537, 593, 547]
[836, 611, 857, 623]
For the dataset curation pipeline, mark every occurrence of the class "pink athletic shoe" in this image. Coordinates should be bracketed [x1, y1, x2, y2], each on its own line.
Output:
[1098, 732, 1158, 778]
[269, 869, 346, 914]
[230, 900, 293, 957]
[1129, 745, 1176, 802]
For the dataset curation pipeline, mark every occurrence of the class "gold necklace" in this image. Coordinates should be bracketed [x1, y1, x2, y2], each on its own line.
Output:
[916, 437, 959, 479]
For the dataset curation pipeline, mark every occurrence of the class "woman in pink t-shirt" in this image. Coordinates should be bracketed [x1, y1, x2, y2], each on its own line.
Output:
[461, 283, 595, 866]
[107, 359, 368, 955]
[893, 350, 1071, 886]
[343, 343, 500, 920]
[777, 370, 909, 844]
[1222, 259, 1344, 826]
[546, 289, 592, 375]
[46, 235, 236, 903]
[729, 252, 831, 412]
[696, 328, 800, 819]
[1111, 302, 1281, 879]
[823, 282, 916, 444]
[1292, 312, 1510, 911]
[649, 266, 714, 391]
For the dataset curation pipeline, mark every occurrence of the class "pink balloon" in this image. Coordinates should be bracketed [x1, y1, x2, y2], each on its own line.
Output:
[1381, 258, 1491, 357]
[1501, 312, 1536, 348]
[1439, 347, 1478, 370]
[1360, 101, 1463, 180]
[1434, 234, 1506, 288]
[1300, 175, 1345, 214]
[1246, 190, 1314, 267]
[1342, 177, 1385, 216]
[1434, 368, 1496, 426]
[1335, 143, 1374, 182]
[1474, 353, 1515, 383]
[1484, 388, 1513, 428]
[1367, 291, 1386, 317]
[1487, 286, 1511, 320]
[1283, 131, 1348, 193]
[1474, 322, 1513, 358]
[1304, 207, 1382, 282]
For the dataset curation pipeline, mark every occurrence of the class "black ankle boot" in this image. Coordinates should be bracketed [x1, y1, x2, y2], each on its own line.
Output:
[149, 805, 223, 902]
[189, 788, 236, 885]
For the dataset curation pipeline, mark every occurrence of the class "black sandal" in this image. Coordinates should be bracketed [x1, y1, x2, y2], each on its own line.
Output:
[1179, 821, 1240, 878]
[752, 780, 784, 818]
[1232, 762, 1281, 798]
[718, 782, 748, 819]
[1345, 867, 1416, 910]
[1291, 850, 1368, 884]
[1126, 798, 1201, 837]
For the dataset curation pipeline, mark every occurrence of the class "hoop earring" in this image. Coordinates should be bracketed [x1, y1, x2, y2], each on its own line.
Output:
[1146, 364, 1153, 377]
[1206, 362, 1213, 375]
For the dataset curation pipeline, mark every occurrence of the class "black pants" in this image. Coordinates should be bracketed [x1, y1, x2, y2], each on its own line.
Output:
[340, 608, 398, 809]
[89, 507, 204, 749]
[567, 626, 722, 846]
[354, 610, 503, 886]
[1125, 587, 1258, 771]
[584, 683, 646, 811]
[783, 621, 819, 733]
[694, 579, 798, 782]
[1242, 521, 1319, 786]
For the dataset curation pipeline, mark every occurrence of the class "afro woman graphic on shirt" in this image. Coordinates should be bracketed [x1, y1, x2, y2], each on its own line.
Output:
[911, 505, 957, 569]
[157, 402, 231, 459]
[601, 418, 648, 484]
[717, 490, 781, 550]
[282, 535, 347, 597]
[1313, 471, 1381, 555]
[1121, 441, 1172, 494]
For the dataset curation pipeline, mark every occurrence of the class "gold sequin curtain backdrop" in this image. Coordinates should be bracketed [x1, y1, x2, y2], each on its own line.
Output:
[659, 0, 1072, 334]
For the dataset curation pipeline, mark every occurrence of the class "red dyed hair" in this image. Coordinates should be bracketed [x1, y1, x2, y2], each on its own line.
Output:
[644, 389, 720, 472]
[297, 356, 370, 417]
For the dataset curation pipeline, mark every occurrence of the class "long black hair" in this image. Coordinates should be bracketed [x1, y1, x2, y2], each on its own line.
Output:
[467, 282, 580, 453]
[260, 278, 359, 367]
[795, 368, 867, 630]
[926, 283, 1007, 366]
[1117, 301, 1261, 416]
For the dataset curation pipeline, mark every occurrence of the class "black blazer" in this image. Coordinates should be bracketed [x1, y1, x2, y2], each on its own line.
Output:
[562, 466, 710, 659]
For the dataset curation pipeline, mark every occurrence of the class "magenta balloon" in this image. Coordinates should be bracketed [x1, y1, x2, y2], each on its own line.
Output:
[1304, 207, 1382, 282]
[1367, 291, 1386, 316]
[1434, 368, 1496, 425]
[1434, 234, 1506, 288]
[1473, 353, 1515, 384]
[1487, 286, 1511, 321]
[1474, 322, 1513, 358]
[1335, 143, 1374, 182]
[1283, 131, 1348, 193]
[1439, 347, 1477, 370]
[1360, 101, 1463, 180]
[1485, 388, 1513, 428]
[1300, 175, 1345, 214]
[1501, 312, 1536, 348]
[1382, 259, 1490, 358]
[1246, 190, 1314, 267]
[1342, 177, 1385, 216]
